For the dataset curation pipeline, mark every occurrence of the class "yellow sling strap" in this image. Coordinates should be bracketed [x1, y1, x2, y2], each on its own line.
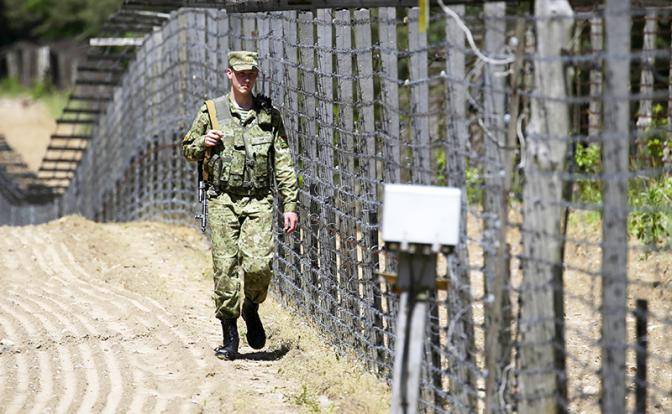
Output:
[202, 99, 219, 182]
[204, 99, 219, 130]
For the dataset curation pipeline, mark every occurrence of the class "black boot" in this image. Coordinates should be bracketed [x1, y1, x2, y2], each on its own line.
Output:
[215, 318, 239, 360]
[241, 298, 266, 350]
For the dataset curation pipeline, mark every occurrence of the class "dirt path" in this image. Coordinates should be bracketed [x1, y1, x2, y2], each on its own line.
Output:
[0, 98, 53, 172]
[0, 218, 316, 413]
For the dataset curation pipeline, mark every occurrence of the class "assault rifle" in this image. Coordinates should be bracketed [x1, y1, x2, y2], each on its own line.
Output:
[194, 160, 207, 232]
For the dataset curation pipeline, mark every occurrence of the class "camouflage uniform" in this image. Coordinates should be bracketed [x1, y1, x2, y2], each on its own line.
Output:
[182, 91, 298, 321]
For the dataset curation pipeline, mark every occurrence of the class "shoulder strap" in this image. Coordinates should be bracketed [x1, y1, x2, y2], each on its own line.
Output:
[204, 99, 219, 130]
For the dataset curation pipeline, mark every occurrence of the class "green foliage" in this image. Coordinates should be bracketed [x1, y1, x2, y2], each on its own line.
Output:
[574, 143, 602, 203]
[435, 149, 447, 186]
[2, 0, 122, 40]
[434, 150, 483, 204]
[629, 176, 672, 248]
[465, 165, 484, 205]
[290, 385, 323, 413]
[638, 104, 671, 169]
[626, 103, 672, 248]
[0, 77, 25, 95]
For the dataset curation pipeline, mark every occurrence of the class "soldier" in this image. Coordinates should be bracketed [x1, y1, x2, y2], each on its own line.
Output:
[182, 51, 299, 360]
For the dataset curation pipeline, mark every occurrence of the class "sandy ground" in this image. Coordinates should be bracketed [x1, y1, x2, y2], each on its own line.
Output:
[0, 98, 53, 172]
[0, 217, 390, 413]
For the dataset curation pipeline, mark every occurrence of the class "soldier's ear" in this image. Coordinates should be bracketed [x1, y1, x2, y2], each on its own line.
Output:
[225, 67, 234, 79]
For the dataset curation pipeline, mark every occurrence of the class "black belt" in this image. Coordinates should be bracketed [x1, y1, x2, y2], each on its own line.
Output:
[218, 184, 270, 197]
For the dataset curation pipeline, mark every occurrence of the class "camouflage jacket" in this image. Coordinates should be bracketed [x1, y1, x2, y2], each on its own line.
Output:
[182, 93, 298, 213]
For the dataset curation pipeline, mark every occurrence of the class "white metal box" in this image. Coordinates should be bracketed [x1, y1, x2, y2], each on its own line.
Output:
[381, 184, 462, 249]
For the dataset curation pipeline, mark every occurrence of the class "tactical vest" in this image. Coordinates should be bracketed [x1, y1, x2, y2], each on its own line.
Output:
[204, 96, 274, 195]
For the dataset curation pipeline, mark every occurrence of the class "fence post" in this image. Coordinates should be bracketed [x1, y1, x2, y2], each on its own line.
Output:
[601, 0, 630, 413]
[408, 8, 430, 186]
[379, 7, 400, 187]
[378, 7, 400, 373]
[481, 3, 514, 412]
[635, 299, 648, 414]
[204, 9, 219, 98]
[242, 13, 256, 51]
[316, 7, 338, 332]
[519, 0, 574, 412]
[298, 10, 320, 314]
[230, 13, 242, 50]
[217, 10, 230, 93]
[282, 10, 303, 302]
[354, 7, 384, 374]
[444, 4, 477, 412]
[257, 13, 271, 95]
[636, 9, 657, 157]
[589, 15, 603, 138]
[334, 8, 360, 350]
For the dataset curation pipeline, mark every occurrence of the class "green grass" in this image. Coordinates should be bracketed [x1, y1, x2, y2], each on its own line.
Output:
[0, 77, 70, 118]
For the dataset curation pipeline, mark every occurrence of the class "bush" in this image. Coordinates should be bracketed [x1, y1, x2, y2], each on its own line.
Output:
[574, 142, 602, 204]
[629, 176, 672, 248]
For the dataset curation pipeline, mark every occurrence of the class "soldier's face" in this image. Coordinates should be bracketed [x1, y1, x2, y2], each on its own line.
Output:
[227, 68, 258, 95]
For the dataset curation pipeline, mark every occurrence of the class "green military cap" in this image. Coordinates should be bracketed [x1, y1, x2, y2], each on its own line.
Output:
[228, 51, 258, 71]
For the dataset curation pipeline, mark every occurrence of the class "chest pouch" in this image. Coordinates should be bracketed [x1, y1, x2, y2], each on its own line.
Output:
[217, 130, 243, 189]
[249, 133, 273, 189]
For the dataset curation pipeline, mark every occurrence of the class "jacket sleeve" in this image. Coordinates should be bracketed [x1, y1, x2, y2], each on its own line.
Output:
[272, 109, 299, 213]
[182, 104, 211, 162]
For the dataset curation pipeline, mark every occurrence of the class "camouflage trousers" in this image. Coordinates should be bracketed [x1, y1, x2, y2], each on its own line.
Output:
[208, 191, 274, 320]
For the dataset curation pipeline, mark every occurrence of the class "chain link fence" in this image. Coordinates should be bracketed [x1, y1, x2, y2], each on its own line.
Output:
[1, 1, 671, 412]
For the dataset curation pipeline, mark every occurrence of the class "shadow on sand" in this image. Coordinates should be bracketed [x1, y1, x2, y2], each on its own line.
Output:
[237, 343, 291, 361]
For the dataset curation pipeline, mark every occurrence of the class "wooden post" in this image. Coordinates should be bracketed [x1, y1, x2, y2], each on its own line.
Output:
[636, 9, 657, 161]
[408, 7, 430, 185]
[589, 15, 603, 139]
[519, 1, 574, 413]
[505, 17, 526, 193]
[257, 13, 271, 95]
[134, 154, 141, 220]
[354, 8, 384, 373]
[378, 7, 400, 371]
[379, 7, 400, 186]
[635, 299, 648, 414]
[269, 12, 284, 105]
[444, 4, 476, 412]
[282, 10, 302, 302]
[298, 10, 320, 313]
[242, 13, 256, 51]
[36, 46, 50, 84]
[601, 1, 630, 413]
[335, 8, 359, 348]
[177, 11, 190, 123]
[217, 10, 230, 94]
[230, 13, 242, 50]
[316, 8, 338, 328]
[6, 49, 19, 80]
[481, 3, 513, 412]
[205, 9, 219, 98]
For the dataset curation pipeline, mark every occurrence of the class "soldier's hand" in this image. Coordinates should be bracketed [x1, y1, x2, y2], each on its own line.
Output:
[204, 129, 223, 147]
[283, 212, 298, 234]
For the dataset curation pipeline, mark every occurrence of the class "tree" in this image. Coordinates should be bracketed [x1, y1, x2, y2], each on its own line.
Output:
[1, 0, 122, 43]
